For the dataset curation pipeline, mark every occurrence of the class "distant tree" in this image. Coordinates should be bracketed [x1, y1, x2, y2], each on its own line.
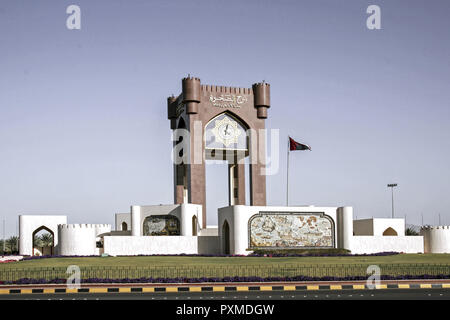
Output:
[33, 235, 43, 248]
[6, 236, 19, 253]
[39, 233, 53, 247]
[406, 227, 419, 236]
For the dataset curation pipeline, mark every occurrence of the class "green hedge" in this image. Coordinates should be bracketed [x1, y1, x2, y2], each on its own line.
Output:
[250, 248, 351, 255]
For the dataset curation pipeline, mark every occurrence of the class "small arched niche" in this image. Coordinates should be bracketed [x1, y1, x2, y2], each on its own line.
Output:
[222, 220, 230, 254]
[382, 227, 398, 236]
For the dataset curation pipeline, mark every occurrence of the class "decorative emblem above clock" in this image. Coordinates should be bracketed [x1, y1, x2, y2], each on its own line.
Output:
[211, 116, 242, 146]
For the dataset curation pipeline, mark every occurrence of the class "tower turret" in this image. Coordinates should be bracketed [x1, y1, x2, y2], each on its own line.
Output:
[182, 76, 201, 114]
[252, 82, 270, 119]
[167, 95, 177, 129]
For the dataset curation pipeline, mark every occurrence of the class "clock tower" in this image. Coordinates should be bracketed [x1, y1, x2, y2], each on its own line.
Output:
[167, 77, 270, 228]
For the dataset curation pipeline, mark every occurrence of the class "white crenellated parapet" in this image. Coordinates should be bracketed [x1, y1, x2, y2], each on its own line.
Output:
[94, 224, 112, 238]
[58, 224, 104, 256]
[420, 226, 450, 253]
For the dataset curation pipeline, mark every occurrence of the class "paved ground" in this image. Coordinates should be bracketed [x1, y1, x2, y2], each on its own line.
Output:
[1, 288, 449, 300]
[1, 280, 449, 301]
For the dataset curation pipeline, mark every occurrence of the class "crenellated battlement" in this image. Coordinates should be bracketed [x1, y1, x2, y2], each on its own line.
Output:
[421, 225, 450, 230]
[201, 84, 253, 95]
[58, 224, 111, 229]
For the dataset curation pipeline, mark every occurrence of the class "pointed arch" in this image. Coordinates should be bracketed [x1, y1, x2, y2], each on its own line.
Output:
[192, 215, 198, 236]
[121, 222, 128, 231]
[382, 227, 398, 236]
[32, 226, 54, 256]
[222, 220, 231, 254]
[205, 112, 249, 155]
[205, 111, 250, 130]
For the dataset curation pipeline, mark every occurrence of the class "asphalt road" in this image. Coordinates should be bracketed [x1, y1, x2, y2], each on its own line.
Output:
[2, 289, 449, 300]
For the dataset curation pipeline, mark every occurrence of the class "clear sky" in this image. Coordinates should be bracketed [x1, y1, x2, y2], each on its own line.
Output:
[1, 0, 449, 237]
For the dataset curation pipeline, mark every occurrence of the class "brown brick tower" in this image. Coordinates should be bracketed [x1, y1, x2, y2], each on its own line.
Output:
[168, 77, 270, 228]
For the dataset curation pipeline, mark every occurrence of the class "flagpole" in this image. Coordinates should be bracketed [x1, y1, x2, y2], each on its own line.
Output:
[286, 136, 290, 206]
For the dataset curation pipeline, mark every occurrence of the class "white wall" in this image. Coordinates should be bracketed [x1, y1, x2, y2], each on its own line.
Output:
[353, 218, 405, 236]
[337, 207, 353, 250]
[104, 236, 198, 255]
[19, 215, 67, 256]
[421, 226, 450, 253]
[373, 219, 405, 236]
[350, 236, 424, 254]
[58, 224, 96, 256]
[115, 213, 131, 231]
[58, 224, 111, 256]
[130, 204, 202, 236]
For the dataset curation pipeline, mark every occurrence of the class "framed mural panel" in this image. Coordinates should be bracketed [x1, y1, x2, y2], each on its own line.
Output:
[248, 212, 335, 249]
[143, 215, 180, 236]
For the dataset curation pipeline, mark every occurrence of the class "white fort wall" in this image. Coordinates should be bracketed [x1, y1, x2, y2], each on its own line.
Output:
[350, 236, 424, 254]
[421, 226, 450, 253]
[19, 215, 67, 256]
[131, 203, 202, 236]
[58, 224, 111, 256]
[115, 213, 131, 231]
[103, 236, 219, 256]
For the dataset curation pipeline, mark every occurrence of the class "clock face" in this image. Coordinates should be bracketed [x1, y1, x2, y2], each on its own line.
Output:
[211, 116, 242, 147]
[218, 123, 236, 140]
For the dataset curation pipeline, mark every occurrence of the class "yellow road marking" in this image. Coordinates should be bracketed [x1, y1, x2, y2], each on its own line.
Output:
[66, 288, 78, 293]
[376, 284, 387, 289]
[398, 284, 410, 289]
[442, 284, 450, 288]
[236, 287, 248, 292]
[260, 286, 272, 291]
[307, 285, 319, 291]
[43, 289, 55, 294]
[142, 287, 154, 293]
[283, 286, 296, 291]
[213, 286, 225, 292]
[21, 289, 32, 294]
[353, 285, 365, 290]
[0, 289, 9, 294]
[330, 285, 342, 290]
[165, 287, 178, 292]
[119, 288, 131, 293]
[89, 288, 108, 293]
[189, 287, 202, 292]
[420, 284, 432, 289]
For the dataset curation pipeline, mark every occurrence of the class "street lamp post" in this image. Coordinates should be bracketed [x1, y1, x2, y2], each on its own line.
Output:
[387, 183, 398, 218]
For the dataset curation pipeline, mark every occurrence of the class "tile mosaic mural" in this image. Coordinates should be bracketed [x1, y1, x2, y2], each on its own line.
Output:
[143, 215, 180, 236]
[249, 213, 334, 248]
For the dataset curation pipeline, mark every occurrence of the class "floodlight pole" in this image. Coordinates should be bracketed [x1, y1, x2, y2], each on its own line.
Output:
[387, 184, 397, 218]
[2, 218, 5, 254]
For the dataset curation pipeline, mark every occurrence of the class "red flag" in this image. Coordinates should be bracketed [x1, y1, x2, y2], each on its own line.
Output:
[289, 137, 311, 151]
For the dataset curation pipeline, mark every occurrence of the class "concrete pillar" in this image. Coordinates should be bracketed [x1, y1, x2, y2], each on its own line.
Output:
[337, 206, 353, 251]
[131, 206, 141, 236]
